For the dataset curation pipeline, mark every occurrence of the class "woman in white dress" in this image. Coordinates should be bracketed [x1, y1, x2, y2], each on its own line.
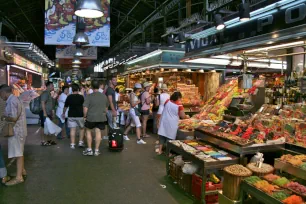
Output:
[157, 92, 190, 155]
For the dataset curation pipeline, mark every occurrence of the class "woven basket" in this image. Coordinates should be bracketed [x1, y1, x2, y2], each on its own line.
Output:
[246, 163, 274, 177]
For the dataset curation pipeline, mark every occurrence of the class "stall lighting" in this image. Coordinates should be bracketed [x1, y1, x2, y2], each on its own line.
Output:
[239, 2, 250, 22]
[160, 68, 164, 72]
[185, 69, 192, 72]
[245, 41, 305, 53]
[198, 69, 204, 73]
[72, 65, 80, 68]
[168, 35, 174, 47]
[74, 48, 84, 57]
[178, 32, 185, 43]
[214, 14, 225, 30]
[9, 65, 42, 75]
[172, 69, 178, 72]
[75, 0, 104, 18]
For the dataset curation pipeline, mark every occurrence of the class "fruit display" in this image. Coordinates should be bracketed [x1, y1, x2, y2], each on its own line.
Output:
[263, 174, 281, 182]
[272, 191, 291, 201]
[282, 195, 304, 204]
[244, 176, 262, 184]
[273, 177, 290, 187]
[280, 154, 306, 167]
[254, 180, 279, 194]
[286, 182, 306, 195]
[300, 163, 306, 171]
[224, 164, 252, 176]
[246, 163, 274, 175]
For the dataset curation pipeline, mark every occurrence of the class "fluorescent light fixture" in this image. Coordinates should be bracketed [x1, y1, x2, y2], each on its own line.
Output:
[9, 65, 42, 75]
[75, 0, 104, 18]
[127, 50, 184, 65]
[245, 41, 304, 53]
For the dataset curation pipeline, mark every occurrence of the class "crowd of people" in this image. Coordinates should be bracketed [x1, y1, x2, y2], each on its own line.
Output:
[0, 76, 190, 186]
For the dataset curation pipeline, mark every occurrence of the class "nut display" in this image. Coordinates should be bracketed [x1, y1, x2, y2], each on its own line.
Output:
[247, 163, 274, 173]
[224, 164, 252, 176]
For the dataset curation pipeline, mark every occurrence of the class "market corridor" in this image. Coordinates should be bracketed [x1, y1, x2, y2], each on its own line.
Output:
[0, 125, 193, 204]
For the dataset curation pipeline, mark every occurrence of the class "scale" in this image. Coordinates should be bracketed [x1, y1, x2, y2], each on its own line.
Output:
[223, 97, 253, 122]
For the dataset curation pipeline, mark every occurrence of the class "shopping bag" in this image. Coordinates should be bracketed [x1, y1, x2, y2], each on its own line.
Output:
[44, 117, 62, 136]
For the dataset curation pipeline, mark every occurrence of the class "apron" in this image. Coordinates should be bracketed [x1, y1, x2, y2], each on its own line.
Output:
[158, 100, 180, 140]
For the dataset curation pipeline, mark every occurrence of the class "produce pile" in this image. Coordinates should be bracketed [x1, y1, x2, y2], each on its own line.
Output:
[280, 154, 306, 167]
[224, 164, 252, 176]
[178, 79, 239, 131]
[244, 175, 305, 203]
[246, 163, 274, 174]
[287, 182, 306, 195]
[169, 140, 235, 162]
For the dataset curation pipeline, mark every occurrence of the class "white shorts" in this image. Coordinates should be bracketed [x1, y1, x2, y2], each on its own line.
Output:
[68, 117, 84, 128]
[8, 135, 26, 159]
[129, 108, 141, 128]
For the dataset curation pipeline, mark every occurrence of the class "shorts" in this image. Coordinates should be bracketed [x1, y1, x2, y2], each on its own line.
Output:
[141, 109, 150, 115]
[68, 117, 85, 128]
[85, 121, 106, 130]
[39, 111, 53, 127]
[8, 135, 26, 159]
[159, 135, 171, 145]
[129, 108, 141, 128]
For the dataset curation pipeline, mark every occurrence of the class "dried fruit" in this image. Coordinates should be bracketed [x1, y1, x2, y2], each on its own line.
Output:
[247, 163, 274, 174]
[282, 195, 303, 204]
[244, 176, 261, 184]
[273, 177, 290, 187]
[224, 164, 252, 176]
[263, 174, 280, 182]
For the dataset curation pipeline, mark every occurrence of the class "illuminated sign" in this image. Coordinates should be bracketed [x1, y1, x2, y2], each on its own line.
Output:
[13, 54, 42, 73]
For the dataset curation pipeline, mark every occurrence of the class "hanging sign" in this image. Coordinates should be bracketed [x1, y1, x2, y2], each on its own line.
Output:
[186, 1, 306, 53]
[55, 46, 97, 59]
[13, 54, 42, 73]
[44, 0, 110, 47]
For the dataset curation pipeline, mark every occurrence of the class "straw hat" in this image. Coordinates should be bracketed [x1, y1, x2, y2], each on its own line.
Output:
[143, 82, 151, 88]
[160, 84, 168, 90]
[134, 83, 142, 89]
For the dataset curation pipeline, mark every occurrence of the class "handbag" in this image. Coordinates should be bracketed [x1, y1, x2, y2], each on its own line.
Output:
[1, 98, 22, 138]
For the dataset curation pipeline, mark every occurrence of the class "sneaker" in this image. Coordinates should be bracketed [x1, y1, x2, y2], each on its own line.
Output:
[94, 150, 101, 156]
[83, 149, 93, 156]
[70, 144, 75, 149]
[78, 142, 85, 148]
[123, 135, 130, 141]
[137, 139, 146, 144]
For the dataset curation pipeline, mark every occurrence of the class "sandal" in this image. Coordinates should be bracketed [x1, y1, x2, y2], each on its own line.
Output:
[5, 177, 24, 186]
[47, 140, 57, 145]
[41, 142, 51, 146]
[1, 176, 11, 184]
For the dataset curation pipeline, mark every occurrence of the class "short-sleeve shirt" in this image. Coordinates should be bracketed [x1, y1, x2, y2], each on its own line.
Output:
[65, 94, 84, 117]
[105, 87, 116, 110]
[157, 93, 170, 114]
[83, 92, 109, 122]
[40, 90, 54, 115]
[165, 99, 184, 112]
[141, 91, 150, 110]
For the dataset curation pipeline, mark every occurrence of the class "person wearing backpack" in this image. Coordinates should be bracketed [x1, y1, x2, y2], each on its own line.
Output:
[40, 81, 56, 146]
[123, 83, 146, 144]
[140, 82, 152, 138]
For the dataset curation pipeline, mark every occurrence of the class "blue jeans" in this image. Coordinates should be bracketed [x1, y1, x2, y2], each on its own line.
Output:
[57, 117, 70, 139]
[0, 145, 7, 178]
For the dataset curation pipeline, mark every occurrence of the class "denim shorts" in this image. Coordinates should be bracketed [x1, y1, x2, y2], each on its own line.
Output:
[159, 135, 170, 145]
[141, 109, 150, 115]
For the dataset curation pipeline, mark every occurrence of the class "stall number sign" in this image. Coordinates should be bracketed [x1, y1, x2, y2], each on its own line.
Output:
[13, 54, 42, 73]
[186, 1, 306, 53]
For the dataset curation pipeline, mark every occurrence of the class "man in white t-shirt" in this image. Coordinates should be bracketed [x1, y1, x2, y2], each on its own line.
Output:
[98, 83, 104, 93]
[157, 84, 170, 116]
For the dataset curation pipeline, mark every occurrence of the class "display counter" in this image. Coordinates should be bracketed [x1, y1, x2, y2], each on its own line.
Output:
[274, 158, 306, 180]
[166, 140, 239, 204]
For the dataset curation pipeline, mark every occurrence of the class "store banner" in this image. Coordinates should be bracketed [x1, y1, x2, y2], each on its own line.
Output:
[44, 0, 110, 47]
[56, 46, 97, 59]
[186, 0, 306, 53]
[13, 54, 42, 73]
[161, 51, 185, 63]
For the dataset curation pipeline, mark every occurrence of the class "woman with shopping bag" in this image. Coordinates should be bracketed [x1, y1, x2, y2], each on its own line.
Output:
[0, 84, 27, 186]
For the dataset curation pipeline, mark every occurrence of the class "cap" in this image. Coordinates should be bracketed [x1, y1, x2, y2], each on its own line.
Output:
[143, 82, 152, 88]
[160, 84, 168, 90]
[134, 83, 142, 89]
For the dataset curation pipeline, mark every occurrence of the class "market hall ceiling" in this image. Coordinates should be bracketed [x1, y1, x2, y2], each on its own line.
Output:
[0, 0, 275, 61]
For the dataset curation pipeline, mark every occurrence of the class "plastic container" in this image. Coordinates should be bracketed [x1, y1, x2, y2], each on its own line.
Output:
[192, 174, 222, 200]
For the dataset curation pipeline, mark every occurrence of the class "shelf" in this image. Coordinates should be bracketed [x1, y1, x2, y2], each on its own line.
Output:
[195, 128, 285, 157]
[241, 181, 283, 204]
[205, 189, 221, 195]
[274, 159, 306, 180]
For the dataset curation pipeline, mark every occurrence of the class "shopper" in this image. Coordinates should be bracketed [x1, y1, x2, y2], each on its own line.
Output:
[152, 87, 160, 134]
[123, 83, 146, 144]
[63, 84, 85, 149]
[157, 92, 190, 155]
[0, 85, 27, 186]
[40, 81, 56, 146]
[56, 86, 70, 139]
[140, 82, 152, 138]
[99, 83, 104, 93]
[106, 76, 118, 129]
[0, 145, 10, 184]
[157, 84, 170, 128]
[83, 80, 109, 156]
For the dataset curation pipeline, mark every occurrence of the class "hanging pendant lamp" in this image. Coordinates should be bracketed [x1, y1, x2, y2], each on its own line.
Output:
[75, 0, 104, 18]
[72, 57, 82, 64]
[73, 31, 89, 45]
[72, 64, 80, 68]
[239, 2, 250, 22]
[74, 48, 84, 57]
[214, 14, 225, 30]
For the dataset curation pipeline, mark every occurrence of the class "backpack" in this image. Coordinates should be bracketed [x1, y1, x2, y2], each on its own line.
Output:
[29, 96, 41, 114]
[138, 92, 144, 113]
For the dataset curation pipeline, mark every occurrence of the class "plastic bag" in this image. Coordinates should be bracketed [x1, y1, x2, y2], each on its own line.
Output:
[44, 117, 62, 136]
[173, 155, 184, 166]
[182, 163, 198, 175]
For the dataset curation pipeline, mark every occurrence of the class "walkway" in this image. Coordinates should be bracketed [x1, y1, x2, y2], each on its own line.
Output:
[0, 125, 193, 204]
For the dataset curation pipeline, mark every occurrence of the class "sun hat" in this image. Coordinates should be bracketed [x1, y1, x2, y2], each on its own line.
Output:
[160, 84, 168, 90]
[134, 83, 142, 89]
[143, 82, 152, 88]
